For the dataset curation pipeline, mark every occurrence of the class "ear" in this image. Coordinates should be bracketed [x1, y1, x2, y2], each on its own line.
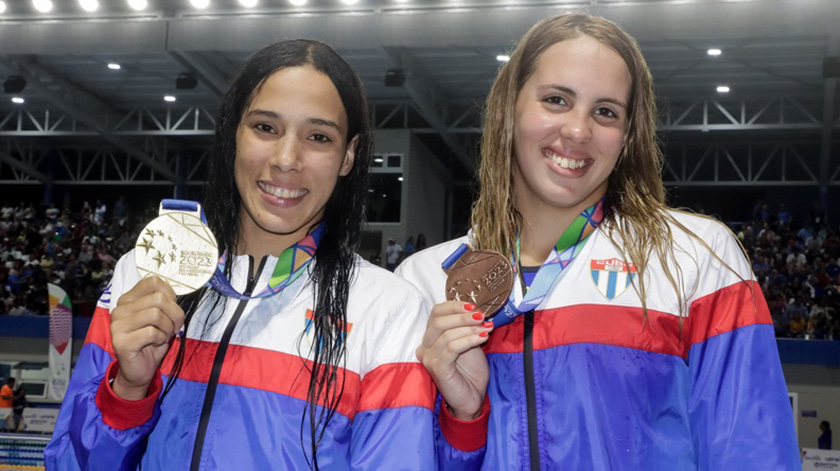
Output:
[339, 135, 358, 177]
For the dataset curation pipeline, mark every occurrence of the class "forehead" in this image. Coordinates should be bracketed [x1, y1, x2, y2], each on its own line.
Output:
[528, 36, 631, 95]
[246, 66, 348, 129]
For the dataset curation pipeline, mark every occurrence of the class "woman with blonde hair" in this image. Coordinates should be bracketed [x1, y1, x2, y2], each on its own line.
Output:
[398, 13, 800, 470]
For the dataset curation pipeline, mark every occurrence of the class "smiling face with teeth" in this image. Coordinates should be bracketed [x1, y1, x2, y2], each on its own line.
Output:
[234, 66, 356, 256]
[512, 35, 631, 224]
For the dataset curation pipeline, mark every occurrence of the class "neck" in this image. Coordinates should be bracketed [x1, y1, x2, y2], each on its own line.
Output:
[236, 219, 313, 262]
[514, 188, 605, 267]
[517, 206, 581, 266]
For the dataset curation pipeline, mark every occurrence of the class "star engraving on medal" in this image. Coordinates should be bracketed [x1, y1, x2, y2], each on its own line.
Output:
[145, 228, 155, 237]
[168, 252, 176, 263]
[137, 237, 155, 254]
[153, 252, 167, 268]
[157, 230, 165, 237]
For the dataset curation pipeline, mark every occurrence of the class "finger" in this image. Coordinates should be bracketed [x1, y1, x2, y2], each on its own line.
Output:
[112, 290, 185, 329]
[117, 276, 177, 307]
[111, 307, 178, 339]
[426, 324, 492, 362]
[115, 325, 172, 353]
[429, 300, 479, 320]
[422, 310, 486, 348]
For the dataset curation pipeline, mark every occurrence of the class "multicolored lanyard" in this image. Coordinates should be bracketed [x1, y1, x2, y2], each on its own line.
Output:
[492, 198, 604, 328]
[159, 199, 323, 301]
[212, 224, 324, 301]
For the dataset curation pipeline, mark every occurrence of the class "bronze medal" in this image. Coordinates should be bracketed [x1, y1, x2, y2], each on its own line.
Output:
[443, 245, 514, 317]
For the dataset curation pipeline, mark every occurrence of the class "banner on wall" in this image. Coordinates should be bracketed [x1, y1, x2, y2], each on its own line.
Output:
[48, 283, 73, 401]
[802, 448, 840, 470]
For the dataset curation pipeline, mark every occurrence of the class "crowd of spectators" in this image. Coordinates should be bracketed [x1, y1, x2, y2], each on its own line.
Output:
[3, 196, 840, 341]
[734, 202, 840, 341]
[0, 196, 140, 317]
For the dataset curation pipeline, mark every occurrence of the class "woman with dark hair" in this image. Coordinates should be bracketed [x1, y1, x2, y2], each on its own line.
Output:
[398, 13, 799, 470]
[46, 40, 439, 470]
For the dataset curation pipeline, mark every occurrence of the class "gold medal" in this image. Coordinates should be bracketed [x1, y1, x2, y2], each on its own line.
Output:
[134, 203, 218, 295]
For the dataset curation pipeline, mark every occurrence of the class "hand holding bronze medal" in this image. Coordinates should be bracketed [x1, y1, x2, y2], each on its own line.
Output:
[442, 244, 514, 319]
[134, 200, 219, 295]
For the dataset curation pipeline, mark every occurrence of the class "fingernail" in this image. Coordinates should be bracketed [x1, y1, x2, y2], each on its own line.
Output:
[472, 312, 484, 321]
[464, 303, 476, 311]
[482, 321, 494, 328]
[479, 331, 489, 338]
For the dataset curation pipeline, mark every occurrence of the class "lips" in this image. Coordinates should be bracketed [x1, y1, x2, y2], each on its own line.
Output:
[258, 181, 308, 199]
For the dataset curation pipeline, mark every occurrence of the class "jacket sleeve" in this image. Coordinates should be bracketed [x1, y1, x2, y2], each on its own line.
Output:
[684, 224, 801, 471]
[348, 290, 438, 470]
[45, 252, 163, 471]
[434, 394, 489, 471]
[394, 253, 488, 470]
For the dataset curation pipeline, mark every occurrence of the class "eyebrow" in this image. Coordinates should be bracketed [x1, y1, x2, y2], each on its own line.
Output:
[539, 85, 628, 109]
[244, 109, 343, 131]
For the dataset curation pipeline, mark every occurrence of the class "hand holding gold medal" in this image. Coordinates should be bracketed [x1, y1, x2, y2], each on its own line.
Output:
[109, 200, 217, 401]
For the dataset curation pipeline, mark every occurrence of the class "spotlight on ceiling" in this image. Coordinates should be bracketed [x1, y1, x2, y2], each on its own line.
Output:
[384, 69, 406, 87]
[716, 85, 730, 93]
[496, 54, 510, 62]
[127, 0, 148, 10]
[289, 0, 307, 5]
[108, 63, 121, 70]
[4, 76, 27, 94]
[176, 73, 198, 90]
[707, 48, 722, 57]
[79, 0, 98, 12]
[239, 0, 258, 6]
[0, 2, 7, 14]
[32, 0, 53, 13]
[339, 0, 359, 5]
[164, 95, 177, 102]
[12, 97, 24, 104]
[190, 0, 210, 8]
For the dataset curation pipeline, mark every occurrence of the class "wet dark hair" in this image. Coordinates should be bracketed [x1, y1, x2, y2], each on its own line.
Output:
[165, 39, 371, 470]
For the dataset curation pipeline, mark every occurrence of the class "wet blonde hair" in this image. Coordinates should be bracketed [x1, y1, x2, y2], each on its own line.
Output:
[471, 13, 738, 319]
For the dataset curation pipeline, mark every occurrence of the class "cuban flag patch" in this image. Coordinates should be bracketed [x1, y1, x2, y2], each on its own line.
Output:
[590, 258, 637, 301]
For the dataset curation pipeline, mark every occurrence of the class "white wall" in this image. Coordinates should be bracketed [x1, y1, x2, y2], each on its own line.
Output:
[368, 129, 453, 266]
[405, 133, 452, 248]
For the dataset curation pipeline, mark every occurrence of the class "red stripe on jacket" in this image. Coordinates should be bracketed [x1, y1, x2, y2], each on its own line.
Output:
[683, 279, 771, 356]
[484, 281, 769, 359]
[84, 306, 115, 357]
[161, 337, 434, 420]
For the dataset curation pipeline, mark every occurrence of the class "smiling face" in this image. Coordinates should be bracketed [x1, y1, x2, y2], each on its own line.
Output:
[234, 66, 356, 255]
[512, 35, 631, 221]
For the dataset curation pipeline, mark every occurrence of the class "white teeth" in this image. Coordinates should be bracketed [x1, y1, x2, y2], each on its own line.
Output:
[258, 181, 306, 199]
[547, 152, 587, 170]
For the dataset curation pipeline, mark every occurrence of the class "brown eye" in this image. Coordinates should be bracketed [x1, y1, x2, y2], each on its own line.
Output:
[543, 96, 567, 106]
[309, 133, 332, 143]
[254, 123, 275, 134]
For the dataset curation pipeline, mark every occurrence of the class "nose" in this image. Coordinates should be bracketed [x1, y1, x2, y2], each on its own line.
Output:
[270, 135, 302, 172]
[559, 109, 593, 144]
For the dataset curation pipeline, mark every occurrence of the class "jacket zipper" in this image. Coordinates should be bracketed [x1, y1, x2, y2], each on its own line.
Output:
[524, 309, 541, 471]
[189, 255, 266, 471]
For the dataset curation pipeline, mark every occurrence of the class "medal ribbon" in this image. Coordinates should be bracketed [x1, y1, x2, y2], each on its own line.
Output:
[160, 199, 323, 301]
[492, 198, 605, 328]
